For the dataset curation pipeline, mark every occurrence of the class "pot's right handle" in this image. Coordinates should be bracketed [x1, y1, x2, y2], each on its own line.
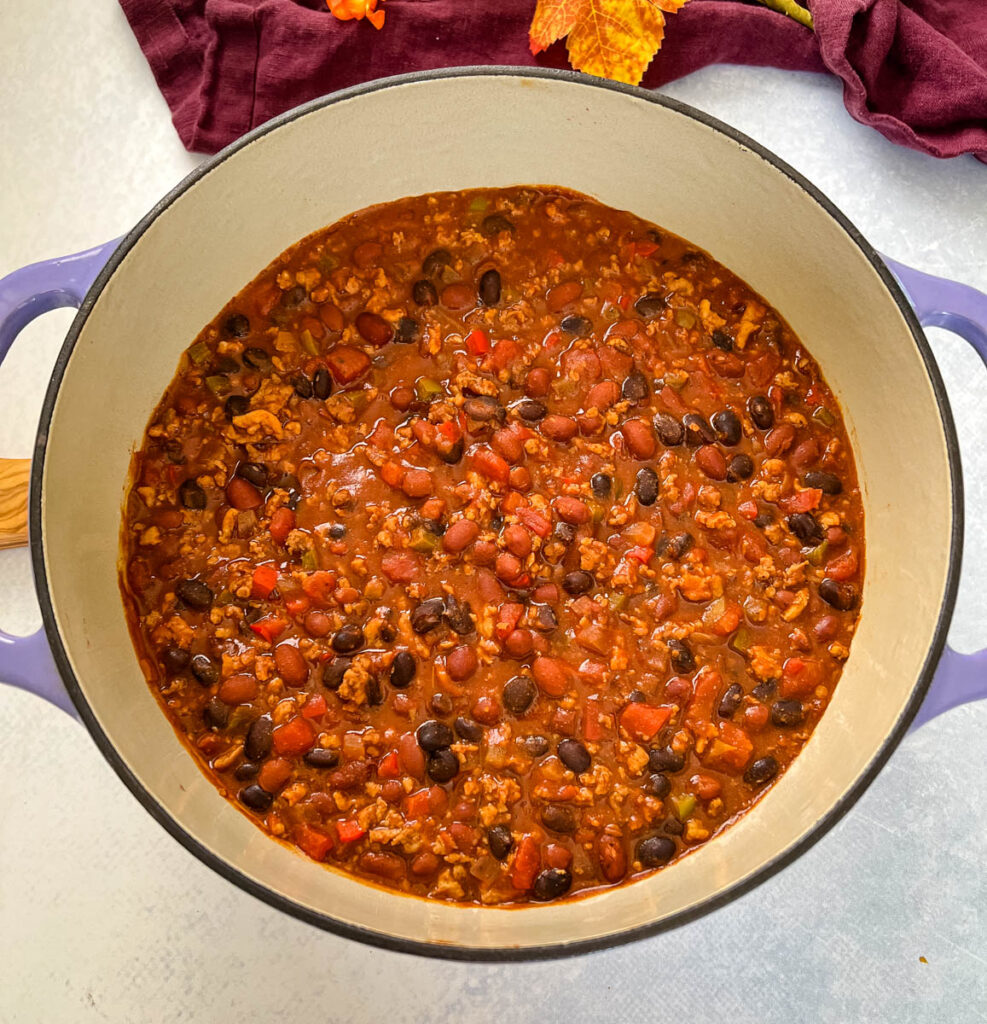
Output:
[883, 256, 987, 729]
[0, 240, 119, 718]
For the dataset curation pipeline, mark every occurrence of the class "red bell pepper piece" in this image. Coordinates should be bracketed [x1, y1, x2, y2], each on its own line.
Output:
[296, 824, 334, 861]
[250, 564, 278, 599]
[619, 702, 673, 741]
[465, 329, 490, 356]
[511, 835, 541, 890]
[249, 616, 287, 643]
[336, 820, 367, 843]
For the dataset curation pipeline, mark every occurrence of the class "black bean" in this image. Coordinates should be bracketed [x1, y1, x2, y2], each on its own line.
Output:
[663, 816, 685, 836]
[442, 596, 474, 635]
[634, 292, 667, 318]
[366, 676, 383, 706]
[819, 578, 858, 611]
[753, 513, 773, 530]
[331, 624, 365, 654]
[203, 696, 229, 729]
[744, 756, 779, 786]
[178, 479, 207, 510]
[328, 523, 346, 539]
[417, 720, 454, 752]
[667, 638, 695, 673]
[190, 654, 219, 687]
[541, 804, 576, 833]
[236, 462, 268, 488]
[654, 413, 685, 447]
[533, 868, 572, 901]
[515, 399, 547, 421]
[438, 436, 464, 464]
[243, 347, 272, 370]
[635, 467, 659, 506]
[648, 746, 685, 773]
[478, 269, 501, 307]
[748, 395, 774, 430]
[804, 471, 842, 495]
[622, 370, 650, 403]
[224, 313, 250, 338]
[412, 279, 438, 307]
[293, 375, 314, 399]
[554, 522, 576, 545]
[560, 314, 591, 336]
[379, 621, 398, 643]
[590, 473, 612, 498]
[711, 329, 732, 351]
[711, 409, 742, 446]
[160, 645, 190, 675]
[321, 658, 350, 691]
[422, 517, 446, 537]
[427, 748, 460, 783]
[718, 682, 744, 718]
[503, 676, 537, 715]
[244, 716, 274, 761]
[637, 834, 677, 867]
[771, 699, 804, 727]
[534, 605, 558, 633]
[163, 440, 186, 465]
[726, 454, 754, 482]
[239, 784, 273, 811]
[787, 512, 824, 546]
[304, 747, 340, 769]
[430, 692, 454, 716]
[645, 228, 663, 244]
[282, 285, 306, 307]
[683, 413, 714, 447]
[644, 773, 671, 798]
[422, 248, 453, 276]
[558, 739, 591, 774]
[213, 355, 240, 376]
[481, 213, 514, 236]
[562, 570, 594, 596]
[520, 734, 549, 756]
[235, 763, 259, 781]
[177, 579, 213, 610]
[751, 678, 777, 702]
[454, 716, 484, 742]
[390, 651, 416, 689]
[313, 367, 332, 400]
[627, 690, 647, 703]
[490, 515, 505, 534]
[224, 394, 249, 420]
[487, 825, 514, 860]
[411, 598, 445, 634]
[394, 317, 419, 344]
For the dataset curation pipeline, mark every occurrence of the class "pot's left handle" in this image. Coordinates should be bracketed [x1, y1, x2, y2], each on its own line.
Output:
[883, 256, 987, 730]
[0, 240, 120, 717]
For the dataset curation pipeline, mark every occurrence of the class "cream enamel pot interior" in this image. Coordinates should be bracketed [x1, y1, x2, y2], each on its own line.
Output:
[2, 69, 986, 959]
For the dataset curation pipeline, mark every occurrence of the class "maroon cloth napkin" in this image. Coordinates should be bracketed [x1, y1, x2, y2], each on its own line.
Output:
[121, 0, 987, 162]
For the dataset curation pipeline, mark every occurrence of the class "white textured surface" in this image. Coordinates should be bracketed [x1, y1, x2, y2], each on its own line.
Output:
[0, 1, 985, 1021]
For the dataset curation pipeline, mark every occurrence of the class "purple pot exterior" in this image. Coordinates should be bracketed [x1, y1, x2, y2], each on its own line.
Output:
[0, 243, 984, 729]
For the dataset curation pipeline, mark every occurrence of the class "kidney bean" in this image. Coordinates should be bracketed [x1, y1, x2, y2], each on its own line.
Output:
[791, 438, 821, 470]
[504, 629, 534, 658]
[765, 423, 796, 456]
[470, 697, 500, 726]
[503, 523, 533, 558]
[441, 282, 475, 309]
[258, 758, 292, 793]
[359, 851, 406, 881]
[304, 610, 332, 637]
[402, 469, 433, 498]
[813, 615, 840, 641]
[621, 418, 657, 459]
[597, 834, 627, 883]
[491, 427, 524, 462]
[443, 518, 480, 553]
[525, 367, 552, 397]
[496, 551, 523, 584]
[553, 496, 589, 525]
[218, 674, 258, 705]
[533, 656, 570, 696]
[274, 643, 309, 686]
[226, 477, 263, 510]
[398, 732, 426, 778]
[355, 311, 393, 346]
[696, 445, 728, 480]
[541, 415, 578, 441]
[447, 645, 478, 680]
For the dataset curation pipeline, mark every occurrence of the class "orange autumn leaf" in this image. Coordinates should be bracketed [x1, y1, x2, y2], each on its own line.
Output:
[328, 0, 386, 30]
[529, 0, 692, 86]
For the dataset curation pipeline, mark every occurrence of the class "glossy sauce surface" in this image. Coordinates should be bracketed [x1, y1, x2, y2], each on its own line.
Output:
[121, 187, 863, 904]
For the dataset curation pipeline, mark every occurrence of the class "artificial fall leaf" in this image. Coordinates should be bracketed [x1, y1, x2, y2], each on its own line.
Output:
[529, 0, 692, 86]
[328, 0, 386, 30]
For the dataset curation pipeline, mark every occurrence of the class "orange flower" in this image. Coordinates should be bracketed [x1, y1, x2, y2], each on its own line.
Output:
[327, 0, 386, 30]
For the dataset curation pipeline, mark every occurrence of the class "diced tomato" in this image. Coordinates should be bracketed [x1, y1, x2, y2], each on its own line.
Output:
[709, 601, 742, 637]
[583, 700, 609, 741]
[703, 720, 754, 773]
[377, 750, 401, 779]
[465, 328, 490, 356]
[427, 785, 448, 814]
[301, 572, 336, 605]
[619, 702, 673, 741]
[737, 500, 758, 521]
[326, 344, 371, 384]
[449, 822, 478, 853]
[626, 545, 653, 564]
[336, 820, 366, 843]
[685, 666, 721, 730]
[825, 548, 860, 581]
[544, 843, 572, 869]
[511, 835, 541, 891]
[403, 789, 432, 820]
[488, 338, 520, 372]
[285, 594, 310, 617]
[577, 659, 608, 685]
[517, 507, 551, 538]
[412, 419, 437, 447]
[659, 385, 689, 416]
[272, 715, 316, 755]
[381, 460, 406, 489]
[633, 239, 660, 258]
[249, 616, 287, 643]
[296, 824, 334, 861]
[495, 603, 524, 640]
[250, 564, 278, 599]
[381, 550, 421, 584]
[780, 657, 823, 697]
[301, 693, 327, 719]
[437, 421, 460, 442]
[470, 446, 510, 484]
[779, 489, 822, 514]
[268, 506, 295, 545]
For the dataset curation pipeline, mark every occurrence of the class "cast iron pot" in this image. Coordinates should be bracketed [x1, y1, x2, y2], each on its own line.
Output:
[1, 69, 986, 960]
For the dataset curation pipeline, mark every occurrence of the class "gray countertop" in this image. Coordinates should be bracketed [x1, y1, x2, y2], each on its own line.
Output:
[1, 2, 984, 1021]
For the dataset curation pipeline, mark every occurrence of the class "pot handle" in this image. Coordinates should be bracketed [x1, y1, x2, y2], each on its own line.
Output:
[0, 240, 119, 717]
[883, 256, 987, 729]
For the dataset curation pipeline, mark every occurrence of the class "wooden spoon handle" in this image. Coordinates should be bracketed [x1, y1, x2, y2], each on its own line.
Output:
[0, 459, 30, 549]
